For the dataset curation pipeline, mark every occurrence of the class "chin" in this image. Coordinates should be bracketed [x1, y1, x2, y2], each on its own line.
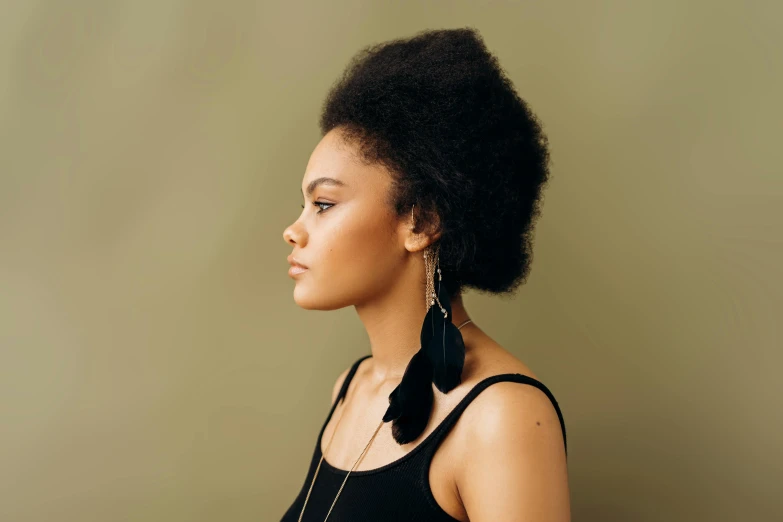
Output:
[292, 284, 352, 311]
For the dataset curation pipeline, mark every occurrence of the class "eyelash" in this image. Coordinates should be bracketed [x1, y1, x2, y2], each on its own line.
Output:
[301, 201, 334, 214]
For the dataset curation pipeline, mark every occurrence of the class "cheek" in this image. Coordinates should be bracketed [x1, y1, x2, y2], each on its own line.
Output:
[320, 211, 400, 277]
[336, 222, 390, 266]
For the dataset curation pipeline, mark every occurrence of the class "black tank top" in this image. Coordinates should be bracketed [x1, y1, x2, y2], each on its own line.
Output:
[281, 354, 567, 521]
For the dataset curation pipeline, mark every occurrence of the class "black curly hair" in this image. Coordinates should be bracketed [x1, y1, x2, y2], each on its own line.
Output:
[319, 27, 551, 298]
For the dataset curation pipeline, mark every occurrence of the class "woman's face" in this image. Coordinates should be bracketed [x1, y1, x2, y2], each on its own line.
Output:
[283, 129, 411, 310]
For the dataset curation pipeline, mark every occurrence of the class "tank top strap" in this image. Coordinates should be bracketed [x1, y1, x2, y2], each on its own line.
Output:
[335, 354, 373, 404]
[320, 354, 373, 435]
[422, 373, 568, 458]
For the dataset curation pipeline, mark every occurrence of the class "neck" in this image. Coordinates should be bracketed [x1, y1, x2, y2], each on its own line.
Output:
[354, 263, 473, 391]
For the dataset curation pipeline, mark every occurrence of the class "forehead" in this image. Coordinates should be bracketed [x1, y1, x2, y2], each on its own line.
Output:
[302, 130, 392, 197]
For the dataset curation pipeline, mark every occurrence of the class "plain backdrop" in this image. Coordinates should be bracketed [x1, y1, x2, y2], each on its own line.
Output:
[0, 1, 780, 521]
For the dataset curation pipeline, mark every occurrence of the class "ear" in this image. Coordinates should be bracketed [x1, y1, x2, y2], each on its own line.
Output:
[401, 204, 442, 253]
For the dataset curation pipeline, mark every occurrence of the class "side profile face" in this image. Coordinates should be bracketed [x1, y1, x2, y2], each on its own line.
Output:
[283, 129, 415, 310]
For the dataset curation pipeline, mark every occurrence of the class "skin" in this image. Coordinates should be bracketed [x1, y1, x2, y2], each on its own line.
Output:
[282, 128, 571, 521]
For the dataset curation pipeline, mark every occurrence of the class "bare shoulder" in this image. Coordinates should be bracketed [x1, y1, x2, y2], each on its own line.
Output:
[461, 342, 562, 446]
[465, 378, 564, 442]
[453, 343, 570, 520]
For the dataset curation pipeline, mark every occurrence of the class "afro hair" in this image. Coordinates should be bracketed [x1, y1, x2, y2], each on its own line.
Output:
[319, 27, 551, 298]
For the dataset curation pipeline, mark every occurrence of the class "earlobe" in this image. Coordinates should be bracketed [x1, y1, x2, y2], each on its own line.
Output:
[402, 232, 442, 255]
[403, 236, 428, 255]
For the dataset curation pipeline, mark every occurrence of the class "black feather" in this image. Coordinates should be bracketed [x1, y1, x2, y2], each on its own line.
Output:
[382, 349, 434, 444]
[423, 273, 465, 393]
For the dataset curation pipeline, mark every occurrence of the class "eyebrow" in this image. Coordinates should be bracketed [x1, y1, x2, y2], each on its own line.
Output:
[301, 177, 347, 197]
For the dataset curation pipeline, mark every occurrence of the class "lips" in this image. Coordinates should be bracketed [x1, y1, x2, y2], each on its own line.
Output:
[287, 255, 308, 269]
[288, 265, 308, 277]
[287, 255, 309, 278]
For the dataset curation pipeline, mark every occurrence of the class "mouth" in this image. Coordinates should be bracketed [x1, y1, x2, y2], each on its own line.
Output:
[288, 265, 309, 277]
[287, 255, 309, 277]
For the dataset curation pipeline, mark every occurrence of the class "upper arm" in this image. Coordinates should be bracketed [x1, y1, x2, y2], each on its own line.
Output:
[456, 382, 571, 522]
[330, 366, 351, 406]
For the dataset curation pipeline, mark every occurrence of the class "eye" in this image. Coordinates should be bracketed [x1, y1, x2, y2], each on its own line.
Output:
[313, 201, 334, 213]
[300, 201, 334, 214]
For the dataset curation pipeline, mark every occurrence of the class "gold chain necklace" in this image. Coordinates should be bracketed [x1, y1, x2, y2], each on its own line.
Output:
[298, 318, 473, 522]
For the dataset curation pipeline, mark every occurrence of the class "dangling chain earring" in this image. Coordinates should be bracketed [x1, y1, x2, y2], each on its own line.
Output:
[424, 246, 447, 319]
[413, 204, 448, 319]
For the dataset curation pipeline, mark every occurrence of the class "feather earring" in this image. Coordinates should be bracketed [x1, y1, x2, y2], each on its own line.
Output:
[382, 206, 466, 445]
[421, 244, 465, 393]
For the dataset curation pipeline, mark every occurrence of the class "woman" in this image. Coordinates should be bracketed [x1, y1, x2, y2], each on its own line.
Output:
[281, 27, 570, 522]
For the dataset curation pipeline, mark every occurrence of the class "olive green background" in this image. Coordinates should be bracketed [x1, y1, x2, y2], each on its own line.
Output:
[0, 1, 780, 521]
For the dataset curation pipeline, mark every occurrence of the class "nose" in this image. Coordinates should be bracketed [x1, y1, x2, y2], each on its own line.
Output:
[283, 221, 304, 246]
